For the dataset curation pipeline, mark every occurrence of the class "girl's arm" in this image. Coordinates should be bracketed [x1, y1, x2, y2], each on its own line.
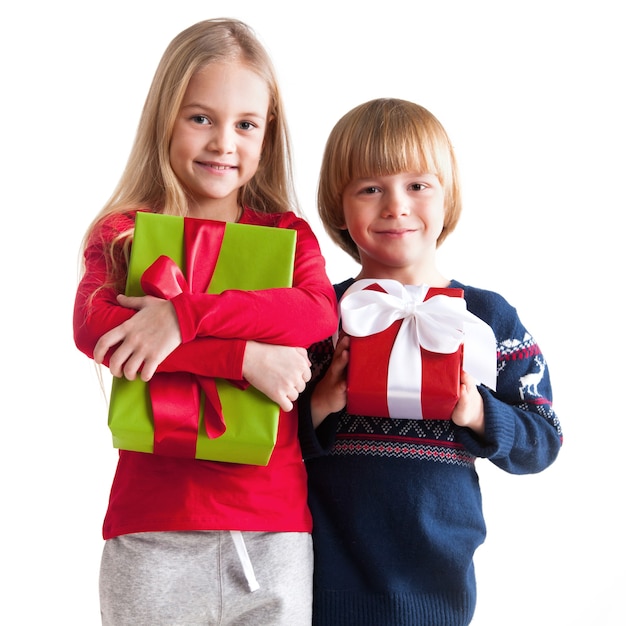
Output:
[74, 253, 310, 411]
[83, 212, 338, 379]
[73, 218, 248, 381]
[74, 212, 335, 400]
[163, 339, 312, 412]
[168, 212, 338, 346]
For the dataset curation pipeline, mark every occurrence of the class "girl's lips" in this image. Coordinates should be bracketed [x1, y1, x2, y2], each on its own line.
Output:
[196, 161, 237, 171]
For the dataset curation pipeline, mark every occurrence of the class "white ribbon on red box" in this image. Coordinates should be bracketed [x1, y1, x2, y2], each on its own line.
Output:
[340, 279, 497, 419]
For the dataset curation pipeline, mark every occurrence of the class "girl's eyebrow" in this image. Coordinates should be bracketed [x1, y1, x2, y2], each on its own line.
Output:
[180, 102, 267, 119]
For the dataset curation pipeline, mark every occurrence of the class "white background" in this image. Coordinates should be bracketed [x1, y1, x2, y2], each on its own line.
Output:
[2, 1, 623, 624]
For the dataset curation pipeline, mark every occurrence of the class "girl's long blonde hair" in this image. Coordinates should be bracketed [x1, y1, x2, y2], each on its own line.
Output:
[318, 98, 462, 263]
[80, 18, 298, 282]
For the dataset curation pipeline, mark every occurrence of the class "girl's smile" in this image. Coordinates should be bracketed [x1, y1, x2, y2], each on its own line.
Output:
[197, 162, 237, 171]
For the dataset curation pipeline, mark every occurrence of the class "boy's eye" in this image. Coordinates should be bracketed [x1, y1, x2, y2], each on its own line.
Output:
[362, 186, 380, 194]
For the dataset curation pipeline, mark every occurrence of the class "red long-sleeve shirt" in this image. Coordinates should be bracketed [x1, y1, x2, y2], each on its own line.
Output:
[73, 207, 338, 539]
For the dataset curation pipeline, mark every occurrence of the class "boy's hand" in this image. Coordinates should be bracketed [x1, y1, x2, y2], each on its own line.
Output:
[242, 342, 311, 412]
[94, 294, 182, 381]
[450, 371, 485, 436]
[311, 334, 350, 427]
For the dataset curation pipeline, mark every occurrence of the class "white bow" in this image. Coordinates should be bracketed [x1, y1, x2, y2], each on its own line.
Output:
[340, 280, 497, 419]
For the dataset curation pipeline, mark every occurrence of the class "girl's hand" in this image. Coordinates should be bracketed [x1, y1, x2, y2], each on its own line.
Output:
[311, 334, 350, 427]
[94, 294, 182, 382]
[450, 371, 485, 436]
[242, 342, 312, 413]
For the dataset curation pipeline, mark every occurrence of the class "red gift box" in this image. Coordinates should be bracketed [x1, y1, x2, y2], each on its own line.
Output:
[341, 279, 497, 420]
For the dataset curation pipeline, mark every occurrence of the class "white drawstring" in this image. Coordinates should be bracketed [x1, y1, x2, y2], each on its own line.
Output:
[230, 531, 260, 592]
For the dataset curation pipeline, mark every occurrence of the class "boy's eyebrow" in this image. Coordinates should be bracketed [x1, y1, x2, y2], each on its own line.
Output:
[352, 171, 435, 180]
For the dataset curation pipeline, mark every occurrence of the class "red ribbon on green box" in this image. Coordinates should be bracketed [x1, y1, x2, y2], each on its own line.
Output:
[108, 211, 296, 465]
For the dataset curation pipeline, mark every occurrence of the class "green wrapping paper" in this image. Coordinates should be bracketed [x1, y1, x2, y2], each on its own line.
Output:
[108, 211, 296, 465]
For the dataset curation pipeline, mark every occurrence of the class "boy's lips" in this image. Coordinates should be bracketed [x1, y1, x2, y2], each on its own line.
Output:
[375, 227, 417, 235]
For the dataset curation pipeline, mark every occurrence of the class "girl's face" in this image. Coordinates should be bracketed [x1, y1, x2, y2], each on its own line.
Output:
[341, 171, 446, 285]
[169, 61, 270, 220]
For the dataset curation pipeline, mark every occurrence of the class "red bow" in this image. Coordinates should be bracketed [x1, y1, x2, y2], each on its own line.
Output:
[139, 218, 228, 458]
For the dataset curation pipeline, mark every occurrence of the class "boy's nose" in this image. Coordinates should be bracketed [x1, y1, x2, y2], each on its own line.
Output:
[382, 193, 410, 217]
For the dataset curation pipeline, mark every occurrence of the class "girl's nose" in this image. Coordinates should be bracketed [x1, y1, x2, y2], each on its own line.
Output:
[208, 126, 235, 153]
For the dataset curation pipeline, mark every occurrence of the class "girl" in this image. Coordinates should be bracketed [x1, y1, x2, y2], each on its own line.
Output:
[73, 19, 337, 625]
[298, 98, 563, 625]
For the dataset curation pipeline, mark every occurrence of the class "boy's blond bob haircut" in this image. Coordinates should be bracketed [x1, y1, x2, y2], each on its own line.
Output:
[318, 98, 462, 263]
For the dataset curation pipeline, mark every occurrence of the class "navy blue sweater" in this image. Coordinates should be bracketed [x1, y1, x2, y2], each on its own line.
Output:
[299, 279, 562, 626]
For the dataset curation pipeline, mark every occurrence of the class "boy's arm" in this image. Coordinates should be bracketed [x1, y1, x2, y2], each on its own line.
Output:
[298, 335, 345, 460]
[454, 295, 562, 474]
[464, 378, 562, 474]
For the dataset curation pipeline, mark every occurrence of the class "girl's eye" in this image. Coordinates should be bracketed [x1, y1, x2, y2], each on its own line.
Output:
[362, 186, 380, 194]
[410, 183, 427, 191]
[191, 115, 210, 125]
[237, 121, 255, 131]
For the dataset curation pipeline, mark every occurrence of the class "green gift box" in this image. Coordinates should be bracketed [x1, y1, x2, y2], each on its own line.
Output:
[108, 211, 296, 465]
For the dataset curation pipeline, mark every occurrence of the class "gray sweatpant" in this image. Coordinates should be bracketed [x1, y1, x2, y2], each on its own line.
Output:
[99, 530, 313, 625]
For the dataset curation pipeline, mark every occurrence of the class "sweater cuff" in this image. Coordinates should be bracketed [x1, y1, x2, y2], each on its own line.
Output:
[298, 384, 324, 460]
[456, 386, 515, 458]
[298, 382, 341, 460]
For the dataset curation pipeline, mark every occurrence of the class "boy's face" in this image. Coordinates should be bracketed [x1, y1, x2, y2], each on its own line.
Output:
[340, 172, 445, 283]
